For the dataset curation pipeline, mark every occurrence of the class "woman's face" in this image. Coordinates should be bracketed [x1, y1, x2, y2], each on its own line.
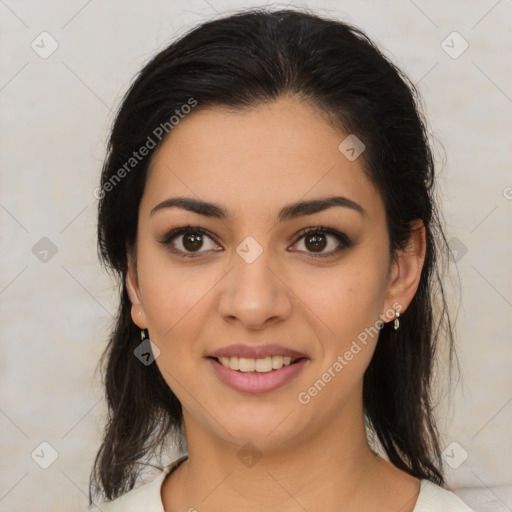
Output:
[126, 96, 422, 451]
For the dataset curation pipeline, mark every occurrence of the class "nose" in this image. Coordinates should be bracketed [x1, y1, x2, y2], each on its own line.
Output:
[217, 244, 293, 330]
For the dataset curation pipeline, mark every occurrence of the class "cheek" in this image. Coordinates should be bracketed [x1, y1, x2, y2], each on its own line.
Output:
[135, 263, 217, 399]
[140, 263, 215, 398]
[294, 257, 388, 352]
[292, 261, 388, 417]
[136, 239, 215, 336]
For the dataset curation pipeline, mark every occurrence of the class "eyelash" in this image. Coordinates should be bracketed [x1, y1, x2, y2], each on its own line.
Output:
[159, 224, 352, 259]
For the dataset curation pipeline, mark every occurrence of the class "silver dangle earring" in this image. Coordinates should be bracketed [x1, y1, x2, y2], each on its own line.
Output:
[141, 328, 149, 340]
[393, 310, 400, 331]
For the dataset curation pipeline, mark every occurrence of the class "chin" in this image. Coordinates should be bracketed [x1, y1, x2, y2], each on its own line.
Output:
[217, 407, 305, 448]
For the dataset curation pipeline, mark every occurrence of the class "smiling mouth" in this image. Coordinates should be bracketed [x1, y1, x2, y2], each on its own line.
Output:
[208, 355, 305, 373]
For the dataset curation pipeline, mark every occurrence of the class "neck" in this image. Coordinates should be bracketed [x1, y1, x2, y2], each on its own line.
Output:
[162, 387, 420, 511]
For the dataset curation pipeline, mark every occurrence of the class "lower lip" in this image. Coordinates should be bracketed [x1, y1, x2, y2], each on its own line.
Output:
[207, 357, 308, 394]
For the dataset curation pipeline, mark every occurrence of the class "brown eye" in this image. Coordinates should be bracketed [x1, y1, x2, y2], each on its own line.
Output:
[292, 227, 351, 258]
[160, 226, 220, 258]
[303, 232, 328, 252]
[182, 232, 205, 252]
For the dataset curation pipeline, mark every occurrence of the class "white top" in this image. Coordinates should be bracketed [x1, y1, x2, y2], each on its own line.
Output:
[92, 455, 475, 511]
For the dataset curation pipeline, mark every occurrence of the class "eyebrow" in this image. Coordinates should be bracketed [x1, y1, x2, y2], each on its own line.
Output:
[150, 195, 366, 222]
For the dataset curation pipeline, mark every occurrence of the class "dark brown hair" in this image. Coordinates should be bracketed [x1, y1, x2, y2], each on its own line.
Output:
[90, 6, 456, 505]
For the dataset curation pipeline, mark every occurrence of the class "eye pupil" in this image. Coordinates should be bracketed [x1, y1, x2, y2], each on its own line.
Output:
[305, 233, 327, 252]
[183, 232, 203, 251]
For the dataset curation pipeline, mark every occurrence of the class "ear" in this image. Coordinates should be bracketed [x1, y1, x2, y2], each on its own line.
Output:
[383, 219, 427, 322]
[126, 246, 147, 329]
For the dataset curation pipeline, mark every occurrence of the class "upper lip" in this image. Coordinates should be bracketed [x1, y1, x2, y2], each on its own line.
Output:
[207, 344, 309, 360]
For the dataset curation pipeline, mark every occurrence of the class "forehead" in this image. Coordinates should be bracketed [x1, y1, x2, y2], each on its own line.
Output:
[142, 97, 384, 223]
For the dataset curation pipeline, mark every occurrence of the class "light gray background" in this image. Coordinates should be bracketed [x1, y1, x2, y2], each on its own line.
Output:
[1, 1, 511, 511]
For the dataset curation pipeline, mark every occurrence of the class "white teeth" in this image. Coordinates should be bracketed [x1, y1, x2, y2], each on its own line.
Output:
[239, 357, 255, 372]
[217, 355, 297, 372]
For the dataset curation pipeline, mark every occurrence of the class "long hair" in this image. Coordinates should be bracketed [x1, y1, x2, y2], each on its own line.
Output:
[90, 7, 456, 504]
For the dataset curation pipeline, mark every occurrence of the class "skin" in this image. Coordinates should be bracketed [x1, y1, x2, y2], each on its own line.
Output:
[126, 96, 426, 511]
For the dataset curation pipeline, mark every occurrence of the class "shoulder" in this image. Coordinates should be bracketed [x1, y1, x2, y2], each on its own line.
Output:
[90, 456, 188, 512]
[91, 471, 167, 512]
[414, 479, 475, 512]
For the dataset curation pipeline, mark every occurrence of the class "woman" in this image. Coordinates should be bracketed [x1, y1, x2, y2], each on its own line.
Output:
[89, 7, 474, 511]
